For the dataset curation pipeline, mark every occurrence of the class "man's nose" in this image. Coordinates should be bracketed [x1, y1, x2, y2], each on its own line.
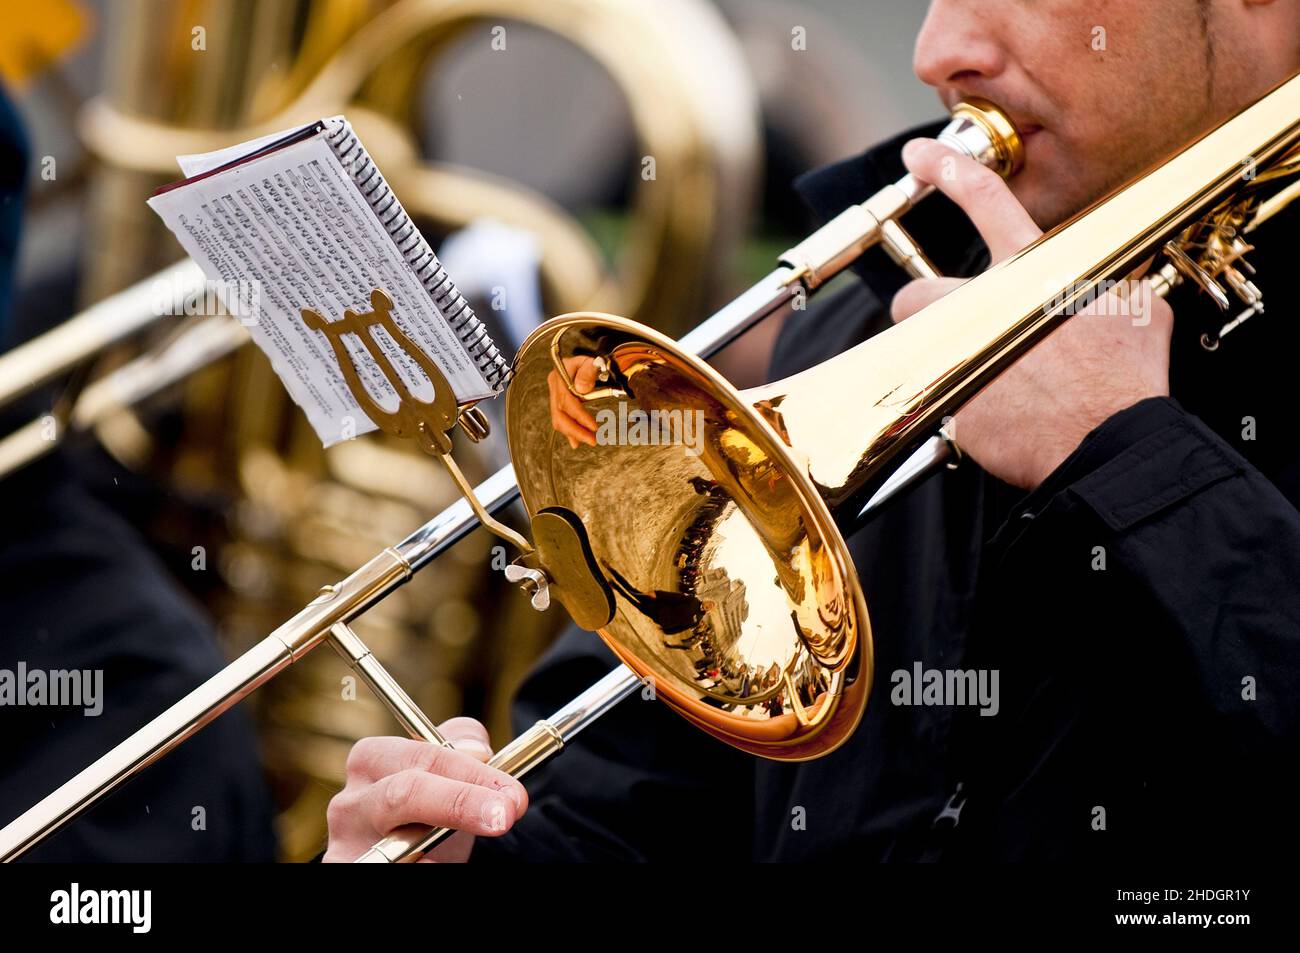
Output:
[913, 0, 1007, 91]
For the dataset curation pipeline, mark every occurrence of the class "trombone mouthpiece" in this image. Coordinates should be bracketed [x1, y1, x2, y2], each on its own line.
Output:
[942, 98, 1025, 178]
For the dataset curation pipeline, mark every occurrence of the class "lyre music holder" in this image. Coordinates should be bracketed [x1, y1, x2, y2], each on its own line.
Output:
[300, 288, 532, 554]
[301, 288, 613, 631]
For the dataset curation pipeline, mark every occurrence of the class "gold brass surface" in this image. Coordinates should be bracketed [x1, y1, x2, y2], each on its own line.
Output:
[75, 0, 759, 331]
[327, 622, 450, 746]
[949, 97, 1024, 178]
[777, 98, 1023, 290]
[508, 314, 871, 761]
[301, 287, 537, 559]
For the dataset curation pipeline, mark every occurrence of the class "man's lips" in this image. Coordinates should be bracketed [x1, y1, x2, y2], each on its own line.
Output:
[1005, 113, 1043, 139]
[940, 89, 1045, 141]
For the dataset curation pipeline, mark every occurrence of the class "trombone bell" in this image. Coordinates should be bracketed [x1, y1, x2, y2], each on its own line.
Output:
[507, 314, 872, 761]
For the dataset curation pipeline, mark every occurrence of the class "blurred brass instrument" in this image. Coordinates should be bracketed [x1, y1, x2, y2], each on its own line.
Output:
[2, 0, 759, 472]
[3, 52, 1298, 863]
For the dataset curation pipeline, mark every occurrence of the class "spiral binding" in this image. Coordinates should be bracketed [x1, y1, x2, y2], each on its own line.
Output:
[322, 118, 512, 393]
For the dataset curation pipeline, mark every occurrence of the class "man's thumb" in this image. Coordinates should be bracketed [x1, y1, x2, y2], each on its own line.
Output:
[565, 356, 601, 395]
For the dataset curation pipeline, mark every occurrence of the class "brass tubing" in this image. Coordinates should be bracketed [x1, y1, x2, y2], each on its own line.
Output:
[0, 316, 250, 478]
[328, 623, 447, 745]
[0, 260, 204, 409]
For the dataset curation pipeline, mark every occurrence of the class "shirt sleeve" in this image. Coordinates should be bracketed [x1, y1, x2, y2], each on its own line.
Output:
[991, 395, 1300, 738]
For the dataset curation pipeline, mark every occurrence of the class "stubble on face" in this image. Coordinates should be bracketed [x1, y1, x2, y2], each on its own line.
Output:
[1003, 0, 1223, 230]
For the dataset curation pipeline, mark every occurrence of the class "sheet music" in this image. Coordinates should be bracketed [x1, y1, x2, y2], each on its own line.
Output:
[148, 131, 493, 447]
[174, 123, 318, 177]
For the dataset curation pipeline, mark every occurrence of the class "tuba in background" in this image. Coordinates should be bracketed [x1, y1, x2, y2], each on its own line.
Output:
[63, 0, 759, 860]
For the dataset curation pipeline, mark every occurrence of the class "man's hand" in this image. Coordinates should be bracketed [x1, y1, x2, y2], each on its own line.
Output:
[549, 356, 601, 449]
[323, 718, 528, 863]
[891, 138, 1174, 491]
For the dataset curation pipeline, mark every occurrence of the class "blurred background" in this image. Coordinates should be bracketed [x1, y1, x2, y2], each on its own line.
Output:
[0, 0, 942, 860]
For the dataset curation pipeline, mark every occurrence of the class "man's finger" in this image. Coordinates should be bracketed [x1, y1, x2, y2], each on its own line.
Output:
[547, 370, 599, 446]
[901, 138, 1042, 263]
[348, 729, 508, 785]
[347, 724, 488, 775]
[559, 389, 599, 438]
[362, 770, 525, 839]
[438, 716, 494, 762]
[890, 276, 967, 324]
[550, 394, 597, 447]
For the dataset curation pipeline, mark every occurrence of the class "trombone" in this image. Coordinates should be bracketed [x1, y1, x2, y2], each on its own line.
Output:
[3, 74, 1299, 863]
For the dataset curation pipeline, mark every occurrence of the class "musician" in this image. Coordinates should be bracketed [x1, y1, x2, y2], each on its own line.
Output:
[324, 0, 1300, 861]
